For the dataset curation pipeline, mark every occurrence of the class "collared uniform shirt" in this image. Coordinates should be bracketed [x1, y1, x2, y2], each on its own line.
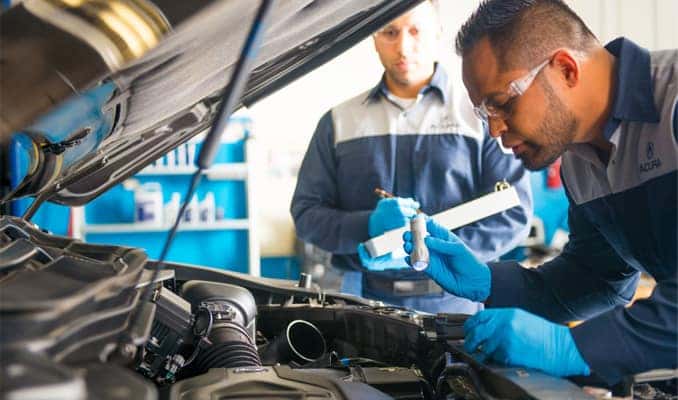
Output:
[291, 64, 533, 278]
[488, 38, 678, 384]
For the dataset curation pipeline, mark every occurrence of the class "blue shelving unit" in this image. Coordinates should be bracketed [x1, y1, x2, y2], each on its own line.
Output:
[77, 116, 261, 275]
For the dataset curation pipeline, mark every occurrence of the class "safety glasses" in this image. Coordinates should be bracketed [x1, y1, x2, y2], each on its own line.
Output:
[473, 58, 551, 121]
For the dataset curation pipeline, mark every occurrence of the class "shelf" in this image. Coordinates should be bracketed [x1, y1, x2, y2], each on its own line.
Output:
[137, 163, 247, 180]
[83, 219, 250, 234]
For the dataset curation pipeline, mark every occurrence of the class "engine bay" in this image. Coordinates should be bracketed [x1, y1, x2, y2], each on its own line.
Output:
[0, 215, 643, 399]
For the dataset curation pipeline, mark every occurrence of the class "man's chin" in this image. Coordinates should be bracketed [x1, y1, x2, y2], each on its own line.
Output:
[516, 150, 560, 171]
[521, 160, 548, 171]
[388, 69, 428, 88]
[389, 73, 412, 87]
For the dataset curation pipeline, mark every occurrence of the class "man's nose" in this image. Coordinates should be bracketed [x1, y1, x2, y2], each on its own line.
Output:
[397, 31, 417, 54]
[487, 117, 508, 138]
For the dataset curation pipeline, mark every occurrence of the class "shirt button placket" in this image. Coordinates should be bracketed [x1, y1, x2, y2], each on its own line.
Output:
[398, 112, 406, 132]
[607, 145, 618, 187]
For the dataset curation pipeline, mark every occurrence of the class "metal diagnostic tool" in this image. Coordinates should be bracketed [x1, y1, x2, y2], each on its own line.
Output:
[410, 214, 429, 271]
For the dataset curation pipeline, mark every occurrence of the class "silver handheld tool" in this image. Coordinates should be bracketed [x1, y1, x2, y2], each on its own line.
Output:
[410, 214, 429, 271]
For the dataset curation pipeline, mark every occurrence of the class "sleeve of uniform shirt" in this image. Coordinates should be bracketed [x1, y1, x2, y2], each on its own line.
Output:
[452, 131, 533, 262]
[571, 276, 677, 383]
[486, 201, 640, 322]
[290, 111, 371, 254]
[484, 198, 677, 384]
[570, 98, 678, 382]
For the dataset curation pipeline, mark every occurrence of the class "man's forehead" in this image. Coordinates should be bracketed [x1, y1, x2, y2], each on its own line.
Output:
[461, 38, 506, 103]
[385, 2, 436, 28]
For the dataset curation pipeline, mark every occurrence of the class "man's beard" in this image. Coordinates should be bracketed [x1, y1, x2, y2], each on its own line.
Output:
[518, 81, 578, 171]
[387, 68, 413, 88]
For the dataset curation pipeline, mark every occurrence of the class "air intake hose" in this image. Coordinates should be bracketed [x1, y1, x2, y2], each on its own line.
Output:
[259, 319, 326, 365]
[180, 281, 261, 371]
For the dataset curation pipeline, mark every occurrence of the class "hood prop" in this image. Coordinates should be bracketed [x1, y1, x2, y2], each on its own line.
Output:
[118, 0, 275, 352]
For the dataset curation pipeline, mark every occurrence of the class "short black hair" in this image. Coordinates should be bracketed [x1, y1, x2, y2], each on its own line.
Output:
[455, 0, 597, 69]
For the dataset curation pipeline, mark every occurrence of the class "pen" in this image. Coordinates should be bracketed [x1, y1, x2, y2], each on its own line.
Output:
[374, 188, 423, 214]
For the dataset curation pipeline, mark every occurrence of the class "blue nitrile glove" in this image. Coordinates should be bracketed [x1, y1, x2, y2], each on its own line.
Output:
[463, 308, 591, 377]
[357, 243, 408, 271]
[402, 218, 490, 302]
[368, 197, 420, 237]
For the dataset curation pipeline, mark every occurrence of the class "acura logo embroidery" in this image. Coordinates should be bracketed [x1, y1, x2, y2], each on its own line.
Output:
[640, 141, 662, 173]
[429, 115, 458, 131]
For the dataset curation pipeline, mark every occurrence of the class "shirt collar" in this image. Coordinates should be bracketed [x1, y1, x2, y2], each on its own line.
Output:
[602, 37, 660, 139]
[364, 62, 449, 105]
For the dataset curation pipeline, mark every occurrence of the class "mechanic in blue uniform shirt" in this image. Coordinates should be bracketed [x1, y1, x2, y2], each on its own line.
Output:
[291, 0, 532, 314]
[404, 0, 677, 384]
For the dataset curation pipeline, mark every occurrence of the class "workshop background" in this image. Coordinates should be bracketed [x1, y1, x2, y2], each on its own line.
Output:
[248, 0, 678, 279]
[8, 0, 678, 282]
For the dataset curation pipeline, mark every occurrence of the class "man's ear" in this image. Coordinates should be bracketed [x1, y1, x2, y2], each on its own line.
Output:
[552, 49, 580, 87]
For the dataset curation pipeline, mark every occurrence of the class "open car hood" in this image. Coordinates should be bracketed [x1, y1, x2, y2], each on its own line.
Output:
[0, 0, 421, 207]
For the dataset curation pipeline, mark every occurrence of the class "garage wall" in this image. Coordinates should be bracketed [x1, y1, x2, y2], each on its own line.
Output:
[248, 0, 678, 257]
[568, 0, 678, 51]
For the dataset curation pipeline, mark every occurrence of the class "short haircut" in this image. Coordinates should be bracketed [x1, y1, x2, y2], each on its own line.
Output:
[455, 0, 598, 70]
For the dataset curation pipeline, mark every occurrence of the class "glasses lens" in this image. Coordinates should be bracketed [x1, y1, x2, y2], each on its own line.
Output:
[475, 100, 510, 121]
[478, 101, 495, 120]
[473, 105, 487, 121]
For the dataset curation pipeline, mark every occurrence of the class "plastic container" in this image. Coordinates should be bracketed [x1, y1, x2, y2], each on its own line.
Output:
[134, 182, 163, 225]
[200, 192, 216, 223]
[164, 192, 181, 225]
[187, 142, 197, 165]
[216, 206, 225, 220]
[177, 144, 187, 166]
[183, 194, 200, 224]
[166, 149, 176, 168]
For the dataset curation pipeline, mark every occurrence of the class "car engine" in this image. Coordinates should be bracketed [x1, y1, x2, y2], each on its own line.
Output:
[2, 0, 675, 398]
[4, 214, 609, 400]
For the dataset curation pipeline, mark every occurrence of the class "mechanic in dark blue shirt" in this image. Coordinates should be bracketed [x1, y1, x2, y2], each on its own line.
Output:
[404, 0, 677, 384]
[291, 1, 532, 314]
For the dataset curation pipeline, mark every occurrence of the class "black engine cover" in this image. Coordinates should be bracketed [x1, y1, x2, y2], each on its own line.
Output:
[170, 365, 395, 400]
[0, 216, 147, 362]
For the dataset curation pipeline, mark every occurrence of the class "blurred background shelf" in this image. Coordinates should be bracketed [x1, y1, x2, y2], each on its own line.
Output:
[73, 115, 262, 277]
[137, 163, 248, 180]
[82, 219, 250, 234]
